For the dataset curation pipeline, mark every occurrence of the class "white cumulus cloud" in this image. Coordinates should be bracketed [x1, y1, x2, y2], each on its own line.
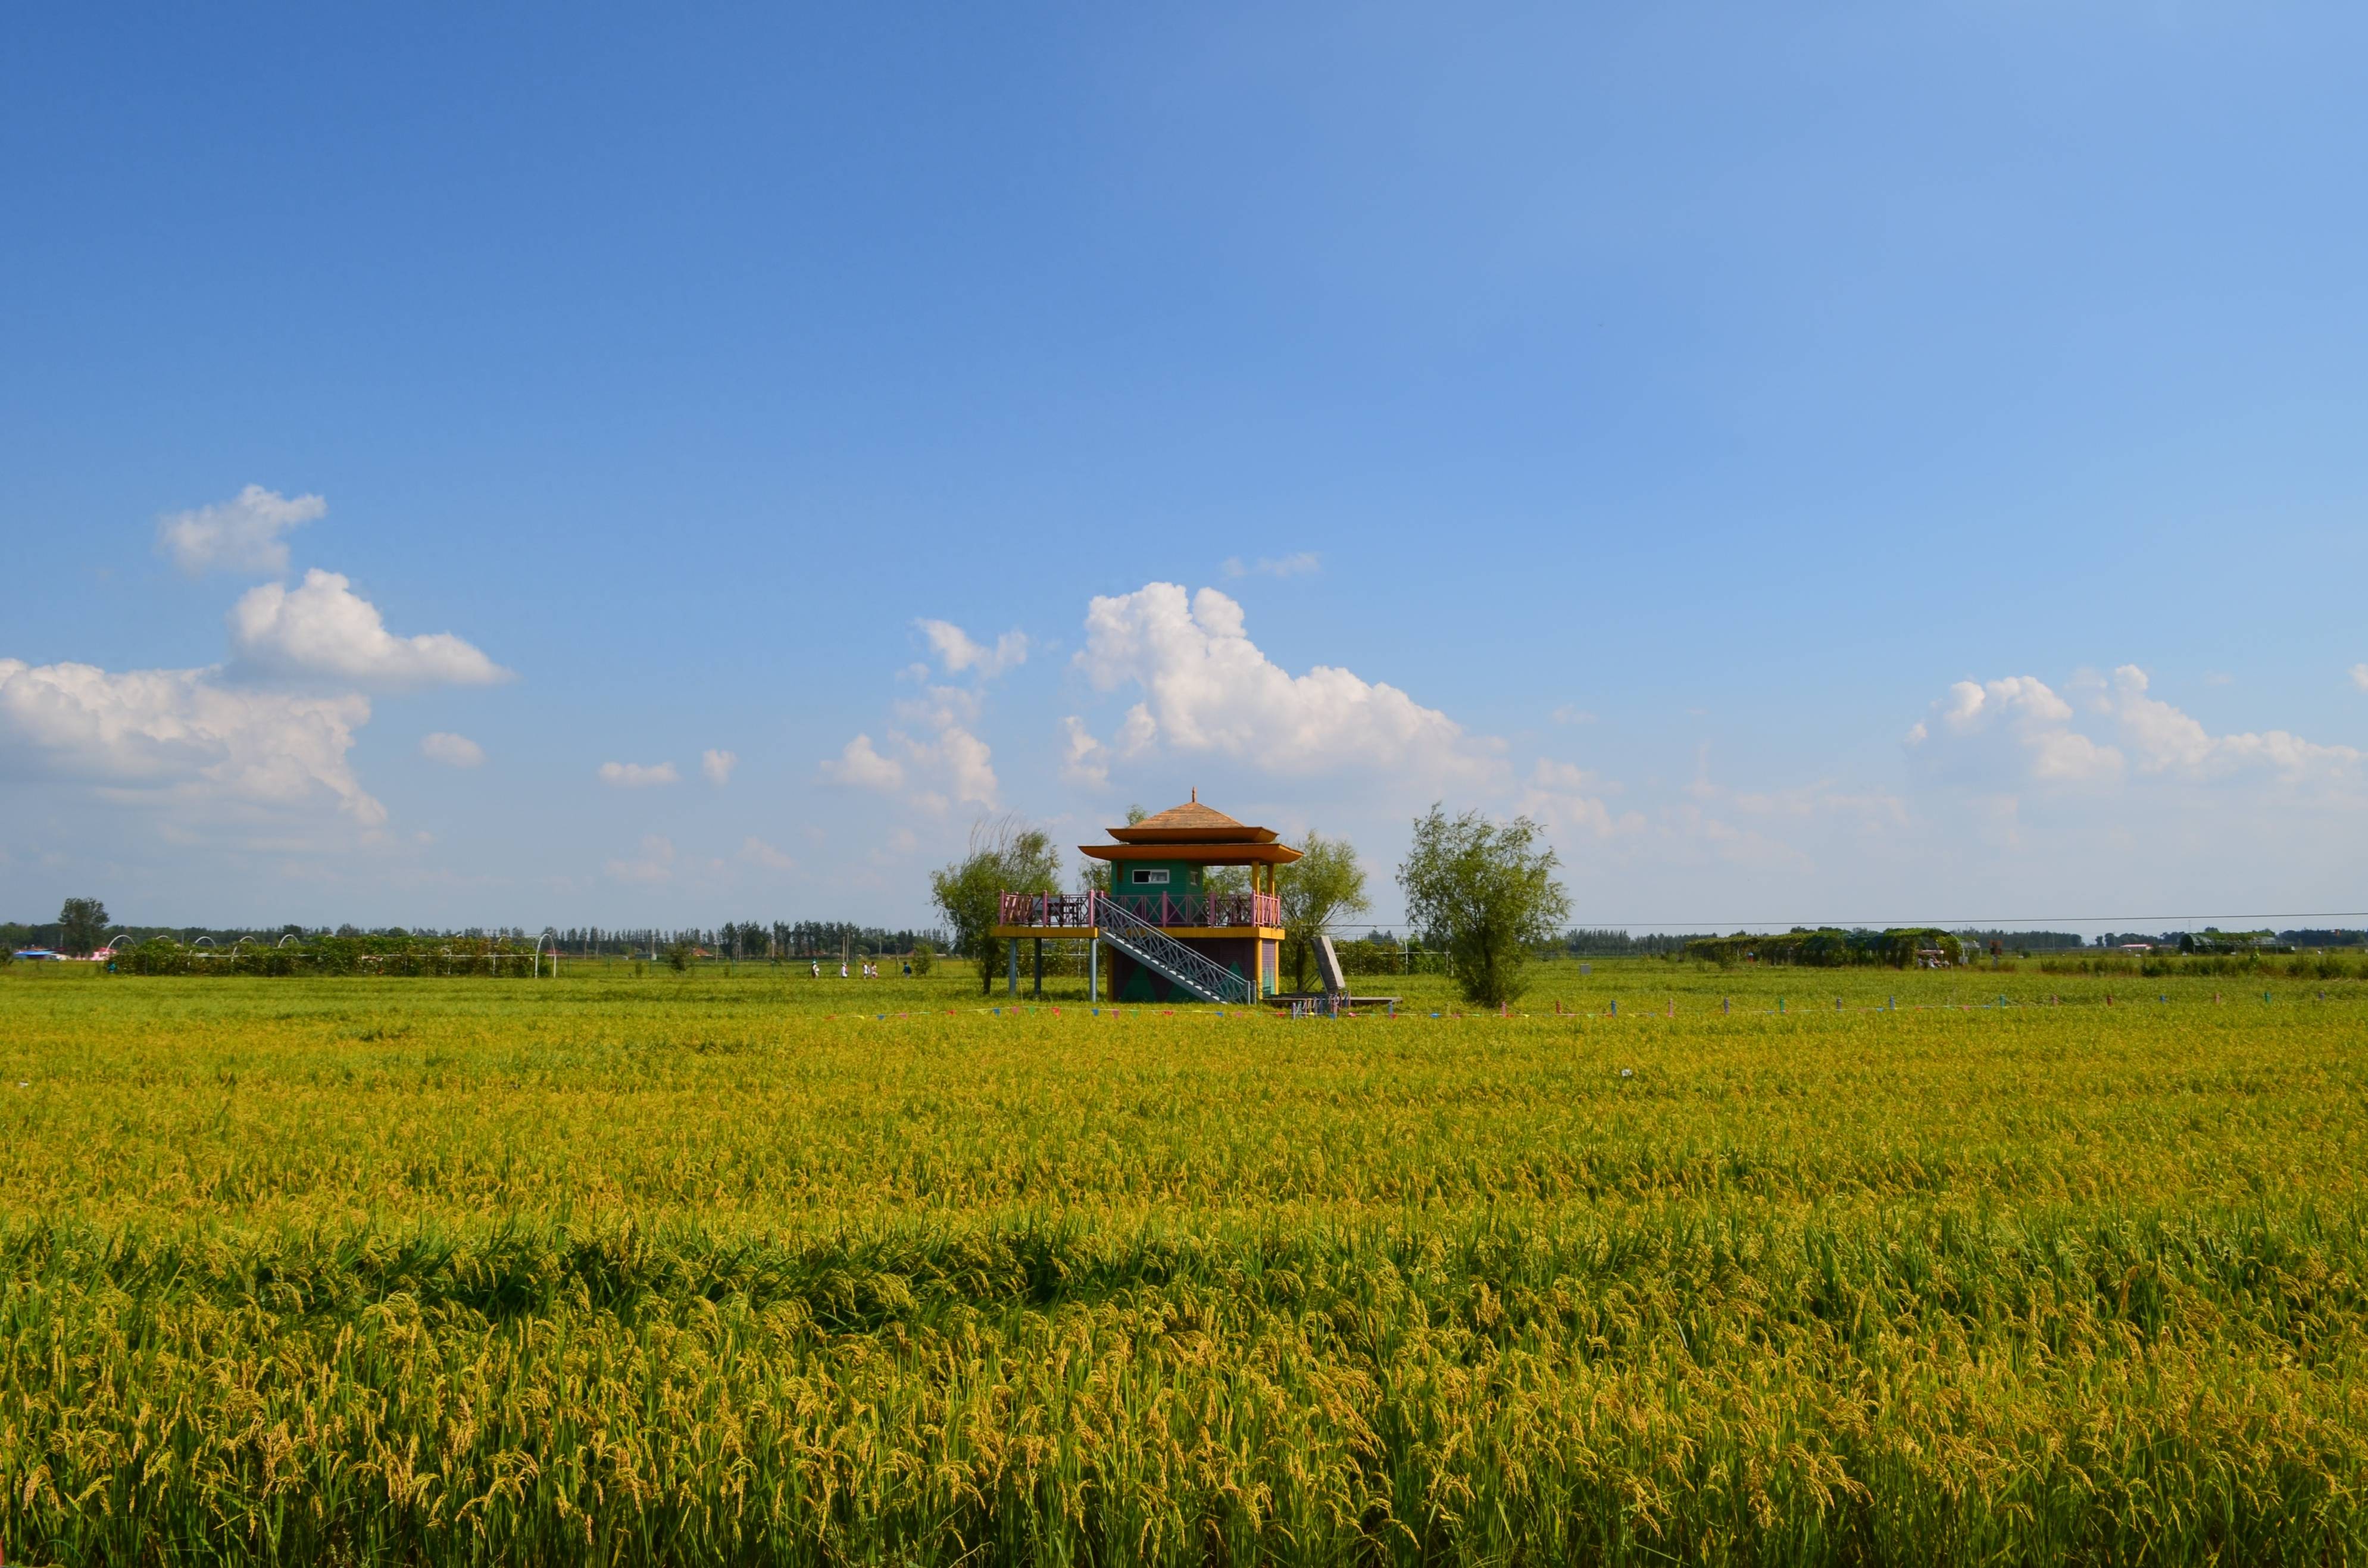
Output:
[1910, 666, 2360, 791]
[821, 735, 904, 792]
[156, 485, 326, 577]
[1074, 582, 1488, 779]
[918, 619, 1029, 679]
[926, 725, 998, 808]
[229, 570, 508, 688]
[420, 732, 484, 768]
[820, 722, 996, 810]
[1908, 674, 2125, 786]
[2101, 664, 2359, 780]
[1061, 716, 1111, 788]
[701, 748, 737, 786]
[0, 657, 383, 824]
[598, 760, 679, 788]
[2350, 663, 2368, 694]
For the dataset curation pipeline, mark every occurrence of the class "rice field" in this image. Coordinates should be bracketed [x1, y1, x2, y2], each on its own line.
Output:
[2, 960, 2366, 1564]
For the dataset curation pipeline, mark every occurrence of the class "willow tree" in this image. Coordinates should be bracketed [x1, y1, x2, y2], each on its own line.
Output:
[931, 816, 1062, 994]
[1276, 830, 1371, 991]
[1397, 807, 1569, 1007]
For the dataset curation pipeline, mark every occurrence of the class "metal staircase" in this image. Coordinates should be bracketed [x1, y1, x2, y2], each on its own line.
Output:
[1094, 895, 1250, 1004]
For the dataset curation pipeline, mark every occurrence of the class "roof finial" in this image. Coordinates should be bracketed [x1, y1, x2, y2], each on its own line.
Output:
[1191, 786, 1198, 803]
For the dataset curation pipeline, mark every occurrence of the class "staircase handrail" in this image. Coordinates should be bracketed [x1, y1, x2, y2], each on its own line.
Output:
[995, 889, 1282, 932]
[1093, 894, 1251, 1003]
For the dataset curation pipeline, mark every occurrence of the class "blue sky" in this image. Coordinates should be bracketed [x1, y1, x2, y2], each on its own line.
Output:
[5, 2, 2367, 933]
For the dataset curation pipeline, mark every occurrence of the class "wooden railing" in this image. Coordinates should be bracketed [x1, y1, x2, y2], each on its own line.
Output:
[998, 891, 1281, 929]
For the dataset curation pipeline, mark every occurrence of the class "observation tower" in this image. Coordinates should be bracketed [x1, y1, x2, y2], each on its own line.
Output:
[992, 791, 1298, 1003]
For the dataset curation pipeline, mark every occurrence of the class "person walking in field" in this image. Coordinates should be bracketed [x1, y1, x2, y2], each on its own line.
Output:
[839, 961, 848, 979]
[810, 960, 820, 978]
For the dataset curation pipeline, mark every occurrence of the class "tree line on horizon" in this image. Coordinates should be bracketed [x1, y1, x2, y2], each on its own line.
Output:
[2, 905, 946, 962]
[23, 895, 2351, 978]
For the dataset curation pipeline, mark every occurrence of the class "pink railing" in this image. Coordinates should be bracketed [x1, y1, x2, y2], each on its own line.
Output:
[998, 891, 1280, 929]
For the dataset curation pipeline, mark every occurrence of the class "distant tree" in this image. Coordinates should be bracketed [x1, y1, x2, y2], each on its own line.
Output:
[931, 816, 1061, 994]
[717, 920, 770, 961]
[1397, 806, 1570, 1008]
[1082, 807, 1149, 894]
[1204, 866, 1251, 899]
[1276, 830, 1370, 990]
[57, 898, 110, 956]
[664, 941, 695, 973]
[909, 939, 935, 976]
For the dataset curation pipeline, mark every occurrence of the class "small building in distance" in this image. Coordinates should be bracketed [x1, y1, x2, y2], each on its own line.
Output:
[993, 792, 1296, 1003]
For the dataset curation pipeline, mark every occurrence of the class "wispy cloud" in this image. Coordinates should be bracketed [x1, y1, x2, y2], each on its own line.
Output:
[598, 760, 679, 788]
[420, 732, 484, 768]
[604, 834, 675, 883]
[1220, 552, 1321, 579]
[701, 748, 737, 786]
[741, 836, 795, 872]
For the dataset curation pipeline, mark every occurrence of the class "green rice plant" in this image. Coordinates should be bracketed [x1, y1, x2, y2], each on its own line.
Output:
[0, 961, 2364, 1563]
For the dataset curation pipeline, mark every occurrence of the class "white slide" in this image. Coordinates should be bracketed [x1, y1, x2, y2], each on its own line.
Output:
[1314, 935, 1349, 996]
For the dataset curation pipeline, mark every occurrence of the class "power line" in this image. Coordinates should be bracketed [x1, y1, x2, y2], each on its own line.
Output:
[1320, 912, 2368, 931]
